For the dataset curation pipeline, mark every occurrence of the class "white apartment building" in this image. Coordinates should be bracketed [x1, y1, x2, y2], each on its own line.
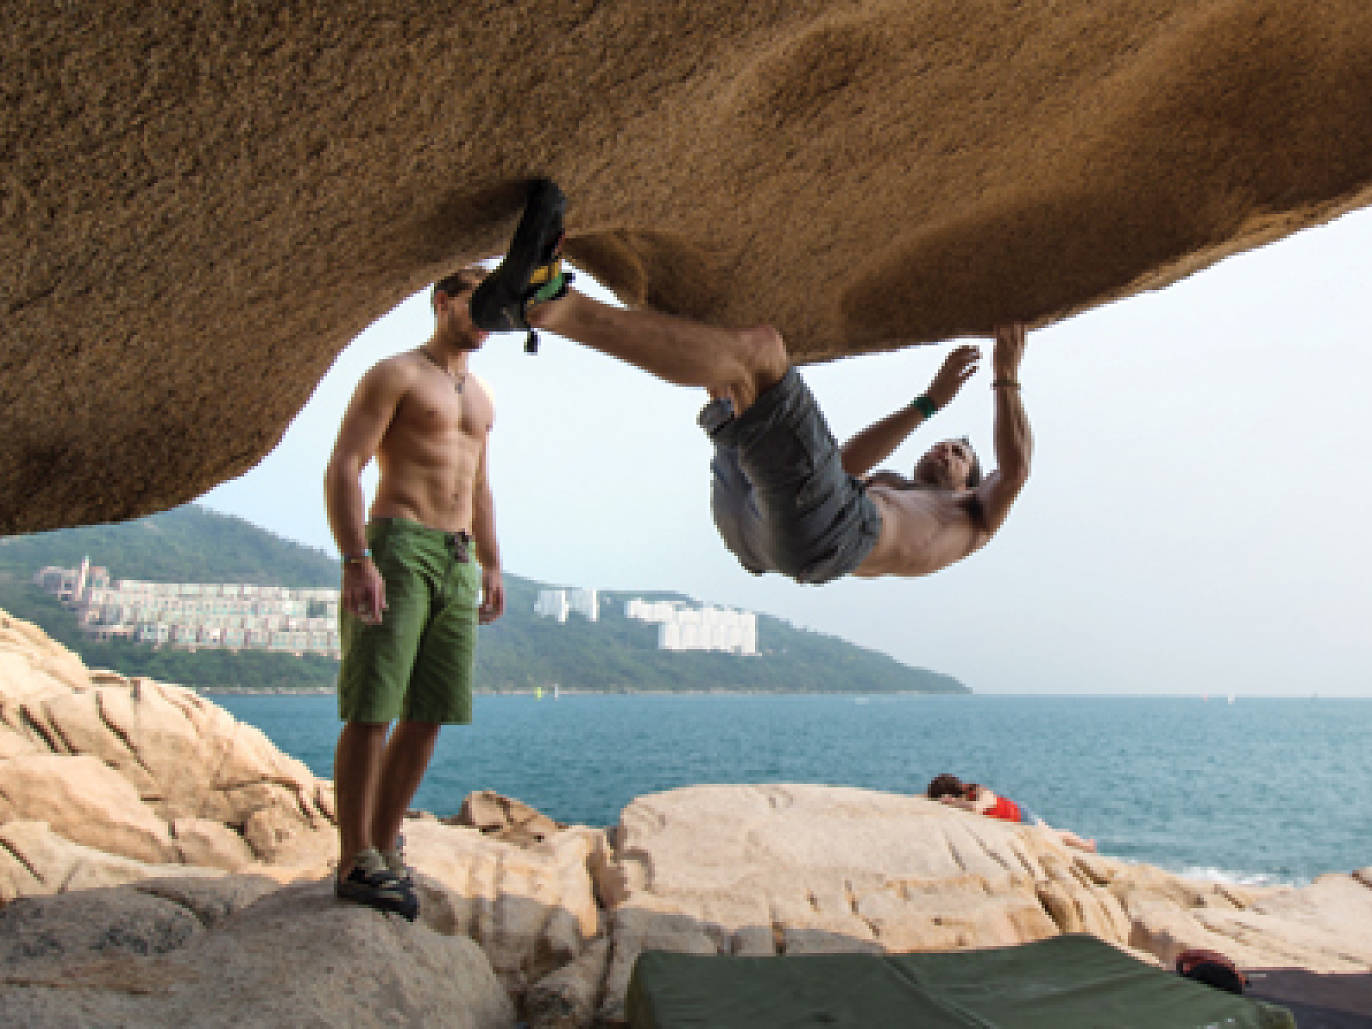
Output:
[34, 556, 341, 658]
[624, 598, 758, 655]
[533, 587, 599, 623]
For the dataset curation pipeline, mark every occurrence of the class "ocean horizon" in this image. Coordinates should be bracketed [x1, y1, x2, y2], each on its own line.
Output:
[211, 691, 1371, 888]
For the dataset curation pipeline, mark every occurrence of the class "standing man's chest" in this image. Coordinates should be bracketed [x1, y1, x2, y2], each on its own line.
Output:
[394, 379, 491, 445]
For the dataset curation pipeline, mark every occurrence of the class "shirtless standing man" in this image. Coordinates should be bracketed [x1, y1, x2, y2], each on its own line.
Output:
[324, 266, 504, 919]
[470, 180, 1030, 586]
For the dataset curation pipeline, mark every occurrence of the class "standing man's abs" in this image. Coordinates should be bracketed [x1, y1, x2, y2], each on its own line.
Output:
[371, 424, 484, 533]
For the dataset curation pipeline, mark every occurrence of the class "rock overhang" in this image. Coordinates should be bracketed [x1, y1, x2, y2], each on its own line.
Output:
[5, 1, 1372, 533]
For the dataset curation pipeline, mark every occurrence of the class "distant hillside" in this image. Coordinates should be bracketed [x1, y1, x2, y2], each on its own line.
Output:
[0, 504, 339, 586]
[0, 505, 967, 694]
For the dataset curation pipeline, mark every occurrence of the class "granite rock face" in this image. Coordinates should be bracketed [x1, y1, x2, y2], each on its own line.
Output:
[0, 878, 514, 1029]
[586, 783, 1372, 1020]
[0, 610, 337, 896]
[6, 2, 1372, 532]
[2, 611, 1369, 1027]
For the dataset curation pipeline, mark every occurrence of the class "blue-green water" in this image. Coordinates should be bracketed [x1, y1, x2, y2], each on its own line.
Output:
[212, 692, 1371, 886]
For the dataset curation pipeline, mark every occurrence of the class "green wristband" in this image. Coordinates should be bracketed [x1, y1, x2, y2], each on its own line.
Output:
[910, 395, 938, 418]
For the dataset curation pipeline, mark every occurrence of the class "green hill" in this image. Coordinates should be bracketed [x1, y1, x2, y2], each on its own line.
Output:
[0, 505, 967, 694]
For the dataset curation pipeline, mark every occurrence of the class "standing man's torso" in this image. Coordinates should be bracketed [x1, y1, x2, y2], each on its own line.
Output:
[370, 352, 492, 534]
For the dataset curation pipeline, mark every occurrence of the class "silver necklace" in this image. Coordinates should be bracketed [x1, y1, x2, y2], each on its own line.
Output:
[420, 347, 467, 393]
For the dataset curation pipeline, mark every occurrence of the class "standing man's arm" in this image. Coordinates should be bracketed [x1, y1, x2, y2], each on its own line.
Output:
[840, 345, 980, 478]
[325, 363, 404, 625]
[471, 439, 505, 624]
[971, 323, 1031, 536]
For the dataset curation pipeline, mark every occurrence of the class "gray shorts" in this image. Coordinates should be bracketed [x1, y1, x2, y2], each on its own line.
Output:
[699, 368, 881, 584]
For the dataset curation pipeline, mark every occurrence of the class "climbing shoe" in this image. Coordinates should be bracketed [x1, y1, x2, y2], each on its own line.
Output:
[335, 847, 418, 921]
[381, 832, 413, 887]
[469, 177, 573, 353]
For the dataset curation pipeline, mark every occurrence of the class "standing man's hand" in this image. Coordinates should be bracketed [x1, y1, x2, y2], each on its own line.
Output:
[992, 322, 1027, 380]
[343, 560, 386, 625]
[924, 344, 981, 409]
[478, 567, 505, 624]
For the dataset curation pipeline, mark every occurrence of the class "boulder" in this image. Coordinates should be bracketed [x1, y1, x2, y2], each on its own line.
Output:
[588, 783, 1372, 1021]
[7, 3, 1372, 531]
[3, 613, 1369, 1027]
[0, 878, 513, 1028]
[0, 754, 179, 865]
[525, 936, 612, 1029]
[453, 787, 568, 845]
[0, 615, 336, 895]
[0, 821, 220, 905]
[396, 813, 605, 995]
[168, 817, 256, 871]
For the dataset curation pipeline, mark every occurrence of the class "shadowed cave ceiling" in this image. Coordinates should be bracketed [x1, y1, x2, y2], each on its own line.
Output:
[4, 0, 1372, 533]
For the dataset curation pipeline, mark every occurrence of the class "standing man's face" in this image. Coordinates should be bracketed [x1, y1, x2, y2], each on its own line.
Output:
[913, 439, 975, 490]
[433, 274, 488, 351]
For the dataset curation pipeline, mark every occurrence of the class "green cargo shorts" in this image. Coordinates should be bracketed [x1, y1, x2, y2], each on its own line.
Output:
[337, 517, 480, 724]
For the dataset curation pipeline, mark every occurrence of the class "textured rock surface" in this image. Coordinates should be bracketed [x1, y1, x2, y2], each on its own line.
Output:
[589, 783, 1372, 1022]
[0, 879, 513, 1028]
[0, 609, 337, 898]
[6, 2, 1372, 532]
[3, 612, 1368, 1027]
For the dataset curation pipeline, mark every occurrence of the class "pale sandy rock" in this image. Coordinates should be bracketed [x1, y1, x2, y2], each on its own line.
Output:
[589, 783, 1372, 1018]
[168, 817, 255, 870]
[599, 908, 720, 1026]
[0, 754, 178, 864]
[0, 653, 82, 720]
[82, 680, 222, 806]
[0, 623, 337, 896]
[0, 722, 39, 759]
[396, 815, 604, 994]
[238, 790, 333, 866]
[455, 787, 567, 844]
[0, 878, 513, 1028]
[0, 614, 88, 690]
[597, 783, 1072, 946]
[0, 821, 221, 904]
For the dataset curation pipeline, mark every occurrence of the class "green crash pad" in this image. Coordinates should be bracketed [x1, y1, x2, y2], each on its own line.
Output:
[625, 933, 1296, 1028]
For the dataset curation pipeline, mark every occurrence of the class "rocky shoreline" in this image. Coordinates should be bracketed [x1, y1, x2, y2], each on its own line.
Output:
[3, 608, 1369, 1026]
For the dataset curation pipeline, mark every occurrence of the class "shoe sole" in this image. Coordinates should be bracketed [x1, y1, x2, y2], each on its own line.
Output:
[469, 178, 566, 331]
[335, 879, 419, 922]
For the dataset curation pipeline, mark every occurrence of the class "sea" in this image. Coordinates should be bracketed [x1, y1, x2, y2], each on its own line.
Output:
[211, 692, 1371, 887]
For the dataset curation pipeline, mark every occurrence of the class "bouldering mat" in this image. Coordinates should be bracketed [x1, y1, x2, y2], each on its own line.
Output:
[625, 933, 1295, 1028]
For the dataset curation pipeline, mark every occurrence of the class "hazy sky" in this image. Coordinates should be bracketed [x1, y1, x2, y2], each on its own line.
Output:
[202, 207, 1372, 697]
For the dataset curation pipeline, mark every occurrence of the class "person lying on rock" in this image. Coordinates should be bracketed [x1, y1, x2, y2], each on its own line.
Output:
[323, 265, 506, 920]
[469, 180, 1031, 585]
[926, 773, 1097, 852]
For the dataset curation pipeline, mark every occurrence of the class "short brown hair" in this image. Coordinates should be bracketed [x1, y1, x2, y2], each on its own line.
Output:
[432, 265, 486, 299]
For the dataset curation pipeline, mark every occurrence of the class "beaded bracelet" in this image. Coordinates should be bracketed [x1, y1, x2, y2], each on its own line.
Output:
[991, 379, 1021, 389]
[341, 549, 371, 565]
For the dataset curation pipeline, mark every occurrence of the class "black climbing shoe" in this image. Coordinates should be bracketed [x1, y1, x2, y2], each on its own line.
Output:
[335, 847, 419, 921]
[469, 177, 573, 353]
